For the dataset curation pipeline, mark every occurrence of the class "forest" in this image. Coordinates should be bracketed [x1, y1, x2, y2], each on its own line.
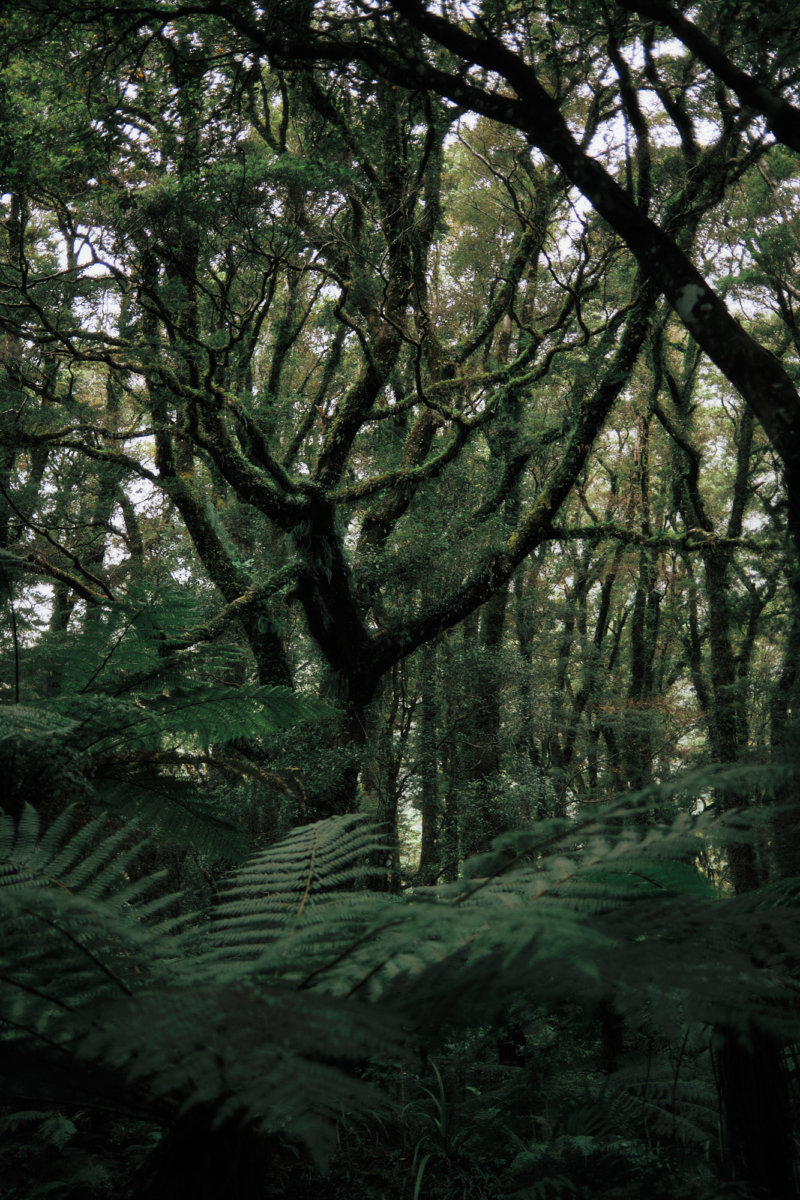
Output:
[1, 0, 800, 1195]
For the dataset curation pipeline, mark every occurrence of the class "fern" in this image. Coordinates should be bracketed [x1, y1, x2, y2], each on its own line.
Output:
[2, 790, 800, 1191]
[0, 804, 161, 904]
[0, 829, 173, 1078]
[104, 774, 254, 861]
[1, 682, 328, 860]
[197, 814, 396, 970]
[43, 682, 328, 756]
[610, 1063, 719, 1147]
[0, 807, 403, 1171]
[77, 984, 400, 1169]
[2, 584, 331, 858]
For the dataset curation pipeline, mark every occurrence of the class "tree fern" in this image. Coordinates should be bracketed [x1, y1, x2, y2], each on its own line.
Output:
[49, 683, 327, 757]
[2, 618, 329, 858]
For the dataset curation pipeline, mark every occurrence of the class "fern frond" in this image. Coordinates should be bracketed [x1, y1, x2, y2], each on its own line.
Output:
[47, 683, 328, 756]
[223, 814, 385, 900]
[183, 817, 410, 995]
[611, 1063, 718, 1145]
[27, 582, 212, 696]
[0, 704, 76, 742]
[127, 683, 330, 751]
[94, 773, 252, 861]
[77, 984, 400, 1170]
[0, 810, 402, 1169]
[0, 804, 159, 908]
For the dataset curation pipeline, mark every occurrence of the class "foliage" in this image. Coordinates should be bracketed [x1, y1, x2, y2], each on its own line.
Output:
[2, 768, 800, 1196]
[2, 0, 800, 1195]
[0, 585, 330, 858]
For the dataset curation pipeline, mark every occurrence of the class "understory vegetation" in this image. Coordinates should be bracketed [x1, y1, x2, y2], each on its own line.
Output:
[2, 0, 800, 1195]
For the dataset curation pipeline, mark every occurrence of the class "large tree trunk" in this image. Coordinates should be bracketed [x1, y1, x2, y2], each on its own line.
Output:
[713, 1026, 797, 1200]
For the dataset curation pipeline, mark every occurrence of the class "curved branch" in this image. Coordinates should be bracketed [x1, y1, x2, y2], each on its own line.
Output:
[0, 548, 109, 605]
[330, 423, 467, 505]
[363, 278, 658, 690]
[616, 0, 800, 155]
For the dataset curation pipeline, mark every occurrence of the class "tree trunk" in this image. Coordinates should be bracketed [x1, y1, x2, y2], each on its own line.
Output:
[417, 642, 441, 884]
[713, 1026, 797, 1199]
[459, 588, 510, 860]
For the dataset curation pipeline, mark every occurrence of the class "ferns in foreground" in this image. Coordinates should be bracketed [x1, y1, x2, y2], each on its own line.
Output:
[1, 787, 800, 1197]
[0, 807, 402, 1180]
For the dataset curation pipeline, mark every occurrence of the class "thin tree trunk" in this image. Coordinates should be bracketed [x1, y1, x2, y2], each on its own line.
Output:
[417, 642, 441, 883]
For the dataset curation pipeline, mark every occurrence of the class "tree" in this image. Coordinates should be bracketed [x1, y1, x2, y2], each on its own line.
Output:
[153, 0, 800, 550]
[0, 4, 663, 818]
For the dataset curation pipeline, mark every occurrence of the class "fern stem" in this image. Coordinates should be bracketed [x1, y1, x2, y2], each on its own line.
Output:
[297, 919, 404, 990]
[0, 971, 74, 1012]
[344, 955, 395, 1000]
[79, 609, 143, 695]
[291, 842, 317, 930]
